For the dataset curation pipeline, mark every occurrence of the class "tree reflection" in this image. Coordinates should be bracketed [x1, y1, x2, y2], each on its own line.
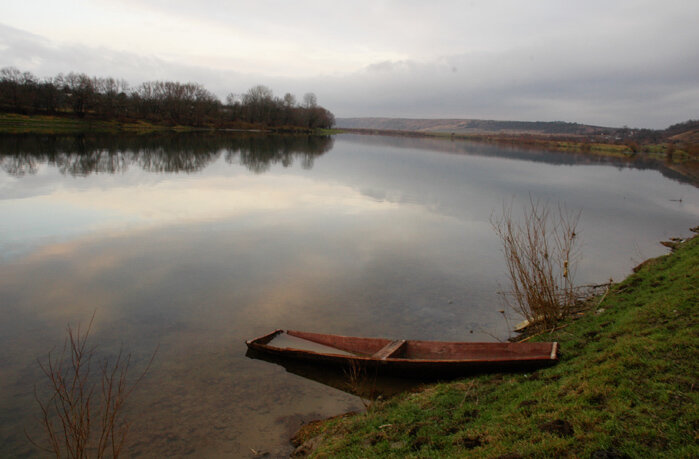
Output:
[0, 133, 334, 177]
[224, 135, 333, 174]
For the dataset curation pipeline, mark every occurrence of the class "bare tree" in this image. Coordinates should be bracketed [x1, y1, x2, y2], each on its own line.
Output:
[0, 67, 28, 112]
[0, 66, 336, 130]
[63, 73, 96, 117]
[302, 92, 317, 109]
[283, 93, 297, 108]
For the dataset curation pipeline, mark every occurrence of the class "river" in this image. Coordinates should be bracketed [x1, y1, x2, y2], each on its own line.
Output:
[1, 132, 697, 457]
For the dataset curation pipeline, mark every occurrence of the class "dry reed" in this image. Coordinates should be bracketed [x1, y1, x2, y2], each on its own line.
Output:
[344, 359, 378, 409]
[492, 198, 581, 330]
[29, 312, 156, 458]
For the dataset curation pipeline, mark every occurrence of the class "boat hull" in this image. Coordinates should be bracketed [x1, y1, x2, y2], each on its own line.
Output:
[246, 329, 559, 378]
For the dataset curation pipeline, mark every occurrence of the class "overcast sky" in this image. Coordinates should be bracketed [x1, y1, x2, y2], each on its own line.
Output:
[2, 0, 698, 128]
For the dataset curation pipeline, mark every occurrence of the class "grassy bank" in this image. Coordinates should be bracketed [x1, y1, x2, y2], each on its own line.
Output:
[293, 235, 699, 458]
[0, 113, 332, 135]
[0, 113, 206, 134]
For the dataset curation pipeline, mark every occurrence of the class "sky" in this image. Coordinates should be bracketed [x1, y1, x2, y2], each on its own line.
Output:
[1, 0, 698, 128]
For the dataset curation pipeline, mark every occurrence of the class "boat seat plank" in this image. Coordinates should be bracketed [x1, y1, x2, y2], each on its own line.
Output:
[373, 339, 406, 360]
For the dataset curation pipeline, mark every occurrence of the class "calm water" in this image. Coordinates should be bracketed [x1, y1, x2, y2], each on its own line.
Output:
[1, 133, 697, 457]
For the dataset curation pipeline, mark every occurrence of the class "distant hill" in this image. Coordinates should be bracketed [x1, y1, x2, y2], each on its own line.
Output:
[336, 117, 614, 135]
[665, 120, 699, 143]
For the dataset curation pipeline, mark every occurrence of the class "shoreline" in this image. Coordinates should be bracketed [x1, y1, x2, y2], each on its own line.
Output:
[2, 113, 696, 182]
[337, 126, 695, 159]
[0, 112, 326, 135]
[289, 232, 699, 458]
[336, 127, 699, 187]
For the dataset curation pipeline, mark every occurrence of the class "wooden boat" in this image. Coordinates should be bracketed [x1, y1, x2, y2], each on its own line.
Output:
[246, 329, 559, 378]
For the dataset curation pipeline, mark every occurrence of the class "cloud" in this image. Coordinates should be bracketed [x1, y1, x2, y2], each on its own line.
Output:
[308, 39, 699, 128]
[1, 0, 699, 129]
[0, 23, 176, 81]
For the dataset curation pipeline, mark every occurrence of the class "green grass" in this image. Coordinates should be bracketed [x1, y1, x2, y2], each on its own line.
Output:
[296, 236, 699, 458]
[0, 113, 202, 134]
[0, 113, 342, 136]
[316, 128, 346, 135]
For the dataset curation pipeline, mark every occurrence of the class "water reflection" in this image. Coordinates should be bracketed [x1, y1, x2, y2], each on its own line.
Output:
[245, 348, 422, 399]
[344, 134, 699, 187]
[0, 133, 333, 176]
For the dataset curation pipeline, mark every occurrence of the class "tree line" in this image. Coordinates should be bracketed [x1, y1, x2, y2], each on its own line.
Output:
[0, 67, 335, 129]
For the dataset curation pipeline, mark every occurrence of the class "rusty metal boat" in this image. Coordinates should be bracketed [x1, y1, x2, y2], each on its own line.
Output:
[245, 329, 559, 378]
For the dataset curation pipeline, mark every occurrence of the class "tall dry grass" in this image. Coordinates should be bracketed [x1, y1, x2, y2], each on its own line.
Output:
[344, 360, 378, 409]
[492, 199, 581, 330]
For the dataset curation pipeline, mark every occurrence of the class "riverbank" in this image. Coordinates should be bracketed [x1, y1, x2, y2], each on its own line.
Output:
[292, 232, 699, 457]
[0, 113, 324, 135]
[337, 127, 699, 187]
[339, 126, 698, 158]
[0, 113, 204, 134]
[4, 114, 697, 185]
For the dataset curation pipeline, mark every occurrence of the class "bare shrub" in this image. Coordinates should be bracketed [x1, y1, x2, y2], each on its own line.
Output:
[29, 313, 156, 458]
[492, 198, 581, 330]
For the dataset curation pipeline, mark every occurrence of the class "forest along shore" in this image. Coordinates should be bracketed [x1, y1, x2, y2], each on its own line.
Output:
[291, 232, 699, 458]
[0, 67, 336, 132]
